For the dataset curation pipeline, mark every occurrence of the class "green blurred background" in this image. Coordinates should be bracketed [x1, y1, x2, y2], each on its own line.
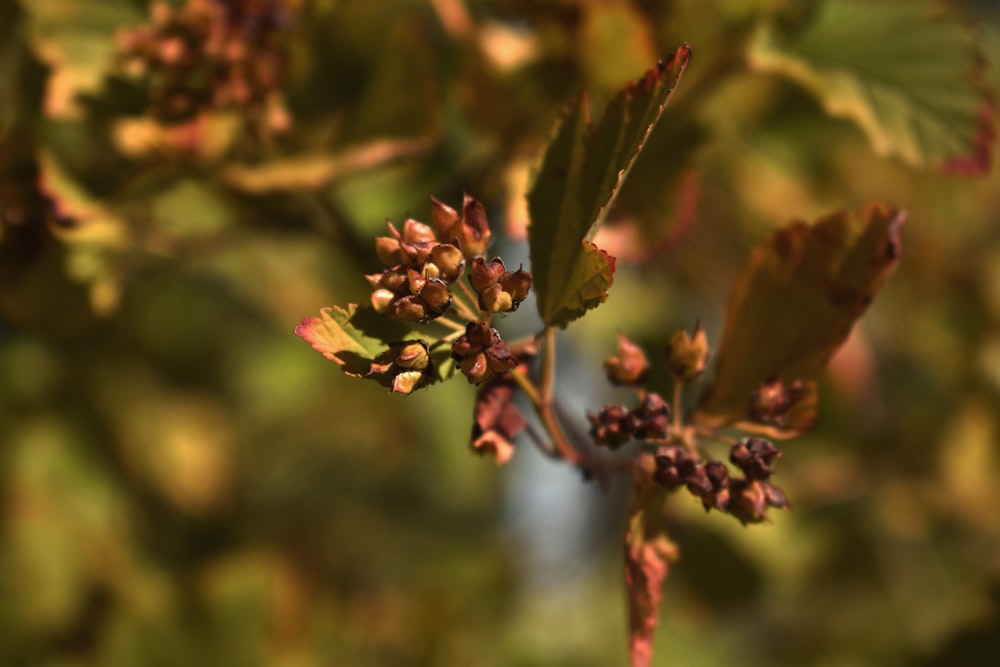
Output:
[2, 0, 1000, 665]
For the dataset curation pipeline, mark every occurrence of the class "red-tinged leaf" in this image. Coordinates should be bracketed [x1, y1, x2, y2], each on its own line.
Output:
[624, 458, 678, 667]
[695, 203, 905, 435]
[529, 46, 691, 328]
[295, 304, 392, 377]
[471, 375, 525, 465]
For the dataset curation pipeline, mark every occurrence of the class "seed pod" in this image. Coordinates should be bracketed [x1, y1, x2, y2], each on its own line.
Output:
[588, 404, 633, 449]
[665, 323, 709, 382]
[603, 335, 649, 386]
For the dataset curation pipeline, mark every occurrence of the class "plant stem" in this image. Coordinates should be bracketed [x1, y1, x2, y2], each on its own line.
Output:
[436, 315, 469, 333]
[509, 367, 542, 406]
[672, 380, 684, 435]
[456, 277, 482, 314]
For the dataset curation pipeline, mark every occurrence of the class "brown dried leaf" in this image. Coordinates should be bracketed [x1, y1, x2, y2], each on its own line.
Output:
[695, 203, 904, 435]
[471, 375, 525, 464]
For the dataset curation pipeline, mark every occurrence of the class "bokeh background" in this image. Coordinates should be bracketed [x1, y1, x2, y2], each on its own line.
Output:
[2, 0, 1000, 665]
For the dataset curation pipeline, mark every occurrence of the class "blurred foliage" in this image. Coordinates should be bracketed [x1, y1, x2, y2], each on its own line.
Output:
[2, 0, 1000, 665]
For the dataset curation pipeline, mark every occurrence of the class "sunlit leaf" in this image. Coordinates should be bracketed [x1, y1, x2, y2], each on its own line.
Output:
[695, 203, 904, 434]
[749, 0, 993, 172]
[624, 461, 678, 667]
[294, 304, 390, 377]
[528, 46, 692, 328]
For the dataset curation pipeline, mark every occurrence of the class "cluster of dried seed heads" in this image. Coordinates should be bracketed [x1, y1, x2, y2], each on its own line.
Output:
[363, 195, 531, 390]
[116, 0, 292, 130]
[654, 437, 788, 524]
[588, 393, 670, 449]
[451, 323, 517, 384]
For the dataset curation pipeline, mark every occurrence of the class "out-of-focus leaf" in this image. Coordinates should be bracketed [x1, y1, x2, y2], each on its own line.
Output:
[111, 113, 243, 162]
[37, 150, 127, 313]
[220, 137, 436, 193]
[624, 460, 678, 667]
[470, 374, 525, 465]
[20, 0, 142, 118]
[749, 0, 993, 172]
[528, 46, 692, 328]
[695, 203, 904, 434]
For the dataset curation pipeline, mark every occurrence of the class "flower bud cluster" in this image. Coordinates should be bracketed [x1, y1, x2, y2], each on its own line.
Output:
[451, 323, 517, 384]
[653, 437, 788, 524]
[368, 219, 465, 323]
[469, 257, 532, 313]
[116, 0, 292, 130]
[588, 393, 670, 449]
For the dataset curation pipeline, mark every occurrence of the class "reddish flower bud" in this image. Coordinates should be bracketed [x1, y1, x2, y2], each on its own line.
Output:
[604, 335, 649, 386]
[469, 257, 506, 292]
[588, 404, 633, 449]
[728, 478, 789, 524]
[432, 194, 493, 258]
[452, 323, 516, 384]
[729, 437, 781, 480]
[627, 392, 670, 440]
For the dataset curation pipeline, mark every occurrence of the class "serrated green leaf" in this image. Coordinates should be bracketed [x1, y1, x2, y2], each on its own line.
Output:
[295, 304, 446, 393]
[749, 0, 992, 171]
[294, 304, 388, 377]
[694, 203, 905, 434]
[528, 46, 692, 328]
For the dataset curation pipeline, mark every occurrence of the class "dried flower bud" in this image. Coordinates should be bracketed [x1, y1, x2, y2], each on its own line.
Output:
[604, 335, 649, 386]
[588, 404, 633, 449]
[665, 323, 709, 382]
[728, 478, 789, 524]
[452, 323, 516, 384]
[699, 461, 732, 512]
[469, 257, 507, 292]
[627, 392, 670, 440]
[729, 437, 781, 480]
[653, 445, 697, 488]
[427, 243, 465, 283]
[392, 295, 428, 322]
[368, 340, 433, 394]
[469, 257, 533, 313]
[748, 376, 806, 426]
[498, 267, 532, 308]
[431, 194, 493, 259]
[371, 288, 396, 314]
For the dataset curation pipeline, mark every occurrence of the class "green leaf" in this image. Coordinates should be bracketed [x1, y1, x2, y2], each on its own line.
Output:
[749, 0, 992, 172]
[528, 46, 692, 328]
[294, 304, 390, 377]
[295, 304, 445, 393]
[694, 203, 905, 435]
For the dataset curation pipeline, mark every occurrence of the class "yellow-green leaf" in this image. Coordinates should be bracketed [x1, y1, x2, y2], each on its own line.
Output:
[749, 0, 992, 171]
